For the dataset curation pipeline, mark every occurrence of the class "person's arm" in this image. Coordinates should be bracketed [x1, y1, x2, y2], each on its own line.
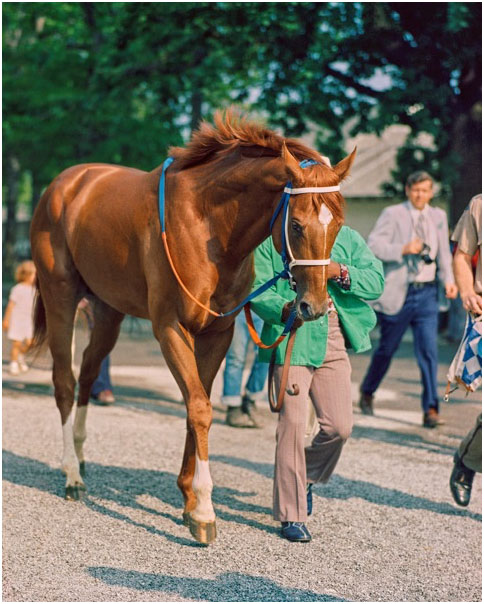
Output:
[453, 247, 482, 313]
[2, 300, 15, 330]
[368, 207, 420, 262]
[250, 239, 292, 326]
[331, 230, 385, 300]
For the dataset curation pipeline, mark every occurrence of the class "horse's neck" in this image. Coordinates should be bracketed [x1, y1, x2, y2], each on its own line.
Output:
[196, 157, 284, 264]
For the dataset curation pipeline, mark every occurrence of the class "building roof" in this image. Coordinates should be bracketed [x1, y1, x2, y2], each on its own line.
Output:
[341, 125, 435, 198]
[301, 122, 435, 198]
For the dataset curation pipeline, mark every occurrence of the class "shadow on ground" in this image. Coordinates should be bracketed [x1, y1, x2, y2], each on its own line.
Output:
[86, 567, 345, 602]
[2, 450, 274, 546]
[350, 423, 457, 454]
[212, 454, 482, 523]
[4, 441, 480, 555]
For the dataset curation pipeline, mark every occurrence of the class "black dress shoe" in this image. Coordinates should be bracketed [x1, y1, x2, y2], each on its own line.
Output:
[281, 522, 312, 542]
[359, 391, 374, 415]
[450, 455, 475, 507]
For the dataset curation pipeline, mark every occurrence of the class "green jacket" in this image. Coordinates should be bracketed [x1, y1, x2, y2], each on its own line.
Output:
[250, 226, 385, 365]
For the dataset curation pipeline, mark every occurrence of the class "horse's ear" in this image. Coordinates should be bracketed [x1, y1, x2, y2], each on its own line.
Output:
[333, 147, 357, 181]
[281, 142, 303, 182]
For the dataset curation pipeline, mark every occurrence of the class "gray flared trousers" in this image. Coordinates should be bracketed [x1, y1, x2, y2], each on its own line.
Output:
[273, 312, 353, 522]
[458, 413, 482, 473]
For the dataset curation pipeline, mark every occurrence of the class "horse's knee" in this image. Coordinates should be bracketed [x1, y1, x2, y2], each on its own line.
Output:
[187, 398, 213, 433]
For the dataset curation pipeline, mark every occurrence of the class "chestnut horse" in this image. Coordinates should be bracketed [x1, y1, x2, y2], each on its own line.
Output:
[30, 110, 355, 544]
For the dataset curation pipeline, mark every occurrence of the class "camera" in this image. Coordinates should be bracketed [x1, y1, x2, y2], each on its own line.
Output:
[420, 244, 433, 265]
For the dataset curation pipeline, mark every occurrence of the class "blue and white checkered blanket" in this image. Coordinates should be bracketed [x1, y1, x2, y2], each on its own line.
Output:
[445, 313, 482, 399]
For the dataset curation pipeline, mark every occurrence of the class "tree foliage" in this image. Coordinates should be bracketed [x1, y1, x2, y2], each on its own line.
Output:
[3, 1, 481, 269]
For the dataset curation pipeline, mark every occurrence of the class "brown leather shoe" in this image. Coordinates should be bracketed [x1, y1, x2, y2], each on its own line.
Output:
[242, 395, 263, 428]
[226, 406, 257, 428]
[92, 389, 115, 405]
[359, 391, 374, 416]
[423, 408, 444, 428]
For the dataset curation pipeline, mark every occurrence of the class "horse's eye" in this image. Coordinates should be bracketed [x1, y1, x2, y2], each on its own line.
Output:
[291, 220, 303, 235]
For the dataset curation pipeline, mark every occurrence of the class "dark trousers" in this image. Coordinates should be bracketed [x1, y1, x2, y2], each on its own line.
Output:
[91, 356, 112, 396]
[361, 283, 439, 413]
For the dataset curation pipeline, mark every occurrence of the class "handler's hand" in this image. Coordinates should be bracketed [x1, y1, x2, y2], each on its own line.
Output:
[328, 261, 341, 280]
[402, 238, 424, 255]
[281, 302, 303, 328]
[445, 283, 458, 300]
[2, 318, 8, 331]
[461, 292, 482, 315]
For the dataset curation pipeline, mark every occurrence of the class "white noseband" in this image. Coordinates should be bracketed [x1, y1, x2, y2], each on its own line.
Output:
[284, 185, 340, 270]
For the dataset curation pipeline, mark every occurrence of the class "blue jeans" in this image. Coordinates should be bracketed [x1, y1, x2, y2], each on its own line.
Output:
[222, 311, 268, 407]
[91, 356, 113, 396]
[361, 283, 439, 413]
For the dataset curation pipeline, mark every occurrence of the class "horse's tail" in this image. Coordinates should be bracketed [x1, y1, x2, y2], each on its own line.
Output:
[31, 279, 48, 351]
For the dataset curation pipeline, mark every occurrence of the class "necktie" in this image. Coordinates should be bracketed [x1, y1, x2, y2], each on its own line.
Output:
[410, 212, 427, 276]
[415, 212, 426, 242]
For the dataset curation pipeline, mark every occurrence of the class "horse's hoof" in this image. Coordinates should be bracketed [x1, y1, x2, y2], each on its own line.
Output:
[79, 462, 86, 477]
[65, 484, 87, 501]
[183, 512, 217, 544]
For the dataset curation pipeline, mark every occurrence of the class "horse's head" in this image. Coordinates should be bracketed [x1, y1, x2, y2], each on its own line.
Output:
[272, 144, 356, 321]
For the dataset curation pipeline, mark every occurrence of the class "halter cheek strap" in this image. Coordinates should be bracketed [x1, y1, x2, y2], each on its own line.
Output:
[272, 159, 340, 289]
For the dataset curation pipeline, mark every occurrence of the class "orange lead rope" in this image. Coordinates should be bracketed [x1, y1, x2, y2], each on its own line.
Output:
[244, 303, 289, 349]
[244, 302, 300, 412]
[162, 233, 223, 318]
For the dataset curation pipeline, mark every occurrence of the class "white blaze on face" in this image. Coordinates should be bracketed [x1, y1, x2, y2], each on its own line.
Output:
[192, 455, 215, 523]
[318, 203, 333, 226]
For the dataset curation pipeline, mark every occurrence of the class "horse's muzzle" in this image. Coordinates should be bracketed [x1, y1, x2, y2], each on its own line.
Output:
[298, 300, 328, 321]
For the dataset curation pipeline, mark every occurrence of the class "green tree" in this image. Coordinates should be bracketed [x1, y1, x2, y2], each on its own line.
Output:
[253, 2, 481, 223]
[3, 2, 480, 274]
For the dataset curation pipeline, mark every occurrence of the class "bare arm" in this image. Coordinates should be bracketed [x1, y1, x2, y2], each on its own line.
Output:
[453, 247, 482, 313]
[2, 300, 15, 330]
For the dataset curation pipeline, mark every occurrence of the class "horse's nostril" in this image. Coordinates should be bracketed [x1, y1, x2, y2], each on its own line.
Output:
[299, 301, 314, 321]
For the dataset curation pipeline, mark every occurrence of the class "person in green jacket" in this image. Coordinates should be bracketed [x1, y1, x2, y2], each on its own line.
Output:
[251, 226, 384, 542]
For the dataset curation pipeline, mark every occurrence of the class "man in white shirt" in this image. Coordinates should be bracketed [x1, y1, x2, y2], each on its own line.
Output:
[359, 171, 458, 427]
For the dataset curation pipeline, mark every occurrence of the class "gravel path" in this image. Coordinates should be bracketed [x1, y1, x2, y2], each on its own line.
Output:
[2, 330, 482, 602]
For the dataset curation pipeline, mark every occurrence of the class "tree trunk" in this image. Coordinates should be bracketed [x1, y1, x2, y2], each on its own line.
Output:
[3, 156, 20, 278]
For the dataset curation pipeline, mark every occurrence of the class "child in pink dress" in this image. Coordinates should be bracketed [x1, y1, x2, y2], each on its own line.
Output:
[3, 260, 36, 375]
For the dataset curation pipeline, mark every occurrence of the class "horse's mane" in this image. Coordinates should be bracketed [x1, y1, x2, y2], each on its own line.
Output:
[169, 108, 323, 170]
[169, 108, 344, 222]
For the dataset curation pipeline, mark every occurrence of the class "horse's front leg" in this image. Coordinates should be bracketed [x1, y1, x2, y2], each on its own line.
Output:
[156, 321, 225, 544]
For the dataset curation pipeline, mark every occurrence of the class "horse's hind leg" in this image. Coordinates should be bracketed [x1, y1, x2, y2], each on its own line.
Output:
[75, 298, 125, 473]
[36, 273, 85, 500]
